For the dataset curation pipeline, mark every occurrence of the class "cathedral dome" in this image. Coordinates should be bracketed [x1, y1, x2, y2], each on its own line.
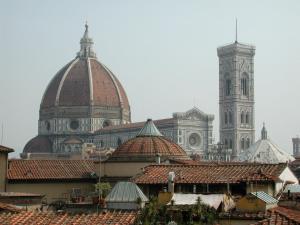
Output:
[23, 136, 52, 154]
[109, 119, 190, 161]
[40, 24, 130, 111]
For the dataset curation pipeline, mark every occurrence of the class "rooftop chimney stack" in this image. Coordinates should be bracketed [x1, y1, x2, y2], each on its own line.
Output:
[168, 171, 175, 194]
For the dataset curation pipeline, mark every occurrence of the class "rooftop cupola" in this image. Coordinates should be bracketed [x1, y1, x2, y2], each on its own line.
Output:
[77, 23, 97, 59]
[136, 119, 163, 137]
[261, 123, 268, 140]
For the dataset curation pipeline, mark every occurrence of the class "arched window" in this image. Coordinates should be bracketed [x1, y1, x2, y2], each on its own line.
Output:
[241, 112, 244, 124]
[225, 79, 232, 96]
[224, 112, 228, 124]
[241, 73, 249, 96]
[246, 138, 250, 149]
[241, 138, 245, 150]
[245, 113, 249, 124]
[224, 139, 228, 148]
[229, 139, 233, 149]
[229, 112, 233, 124]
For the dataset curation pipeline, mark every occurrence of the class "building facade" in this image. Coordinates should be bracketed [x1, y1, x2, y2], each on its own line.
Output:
[94, 108, 214, 156]
[218, 41, 256, 158]
[22, 25, 214, 158]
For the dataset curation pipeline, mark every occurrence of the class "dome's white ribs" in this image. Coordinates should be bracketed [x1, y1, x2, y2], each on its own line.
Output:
[55, 58, 79, 106]
[101, 63, 123, 106]
[41, 59, 74, 107]
[87, 58, 94, 104]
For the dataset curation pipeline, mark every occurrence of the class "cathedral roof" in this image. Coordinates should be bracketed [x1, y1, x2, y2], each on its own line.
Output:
[40, 24, 130, 111]
[23, 136, 52, 154]
[237, 125, 295, 164]
[109, 119, 190, 161]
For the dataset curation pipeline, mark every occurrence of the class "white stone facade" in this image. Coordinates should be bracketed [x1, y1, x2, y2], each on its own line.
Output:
[217, 42, 256, 158]
[93, 108, 214, 156]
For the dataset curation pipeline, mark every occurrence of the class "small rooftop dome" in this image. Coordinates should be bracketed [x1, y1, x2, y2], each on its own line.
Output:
[109, 119, 190, 162]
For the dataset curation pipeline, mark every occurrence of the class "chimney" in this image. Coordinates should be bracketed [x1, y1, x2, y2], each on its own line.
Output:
[156, 153, 161, 164]
[168, 171, 175, 193]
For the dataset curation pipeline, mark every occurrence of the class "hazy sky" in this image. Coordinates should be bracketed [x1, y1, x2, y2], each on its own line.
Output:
[1, 0, 300, 157]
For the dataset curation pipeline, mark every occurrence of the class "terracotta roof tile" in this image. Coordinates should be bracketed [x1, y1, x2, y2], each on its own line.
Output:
[7, 160, 97, 181]
[0, 145, 14, 153]
[95, 118, 175, 133]
[0, 210, 137, 225]
[132, 163, 287, 184]
[253, 207, 300, 224]
[0, 202, 21, 213]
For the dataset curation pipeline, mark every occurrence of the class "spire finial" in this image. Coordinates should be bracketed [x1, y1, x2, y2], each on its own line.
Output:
[235, 18, 238, 43]
[77, 22, 97, 59]
[261, 122, 268, 140]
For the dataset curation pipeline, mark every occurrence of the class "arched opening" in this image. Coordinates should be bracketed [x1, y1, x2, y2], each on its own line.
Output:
[241, 72, 249, 96]
[241, 112, 244, 124]
[224, 112, 228, 124]
[229, 112, 233, 124]
[241, 138, 245, 150]
[245, 113, 249, 124]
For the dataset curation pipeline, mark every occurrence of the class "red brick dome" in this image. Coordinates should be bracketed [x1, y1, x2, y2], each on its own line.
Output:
[23, 136, 52, 154]
[40, 24, 129, 111]
[110, 119, 189, 161]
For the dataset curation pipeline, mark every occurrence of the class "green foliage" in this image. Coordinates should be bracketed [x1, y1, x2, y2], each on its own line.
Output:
[94, 182, 111, 197]
[136, 196, 217, 225]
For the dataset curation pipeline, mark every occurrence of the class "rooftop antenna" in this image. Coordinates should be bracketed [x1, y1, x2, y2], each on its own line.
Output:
[235, 18, 238, 43]
[1, 123, 3, 145]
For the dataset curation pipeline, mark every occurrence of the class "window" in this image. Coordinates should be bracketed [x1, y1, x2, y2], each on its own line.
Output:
[229, 139, 233, 149]
[225, 79, 232, 96]
[246, 113, 249, 124]
[246, 138, 250, 149]
[224, 112, 228, 124]
[241, 73, 249, 96]
[229, 112, 233, 124]
[241, 138, 245, 150]
[241, 112, 244, 124]
[224, 139, 228, 148]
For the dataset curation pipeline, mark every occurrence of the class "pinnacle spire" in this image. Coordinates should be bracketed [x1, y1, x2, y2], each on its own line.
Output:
[77, 22, 97, 59]
[261, 122, 268, 140]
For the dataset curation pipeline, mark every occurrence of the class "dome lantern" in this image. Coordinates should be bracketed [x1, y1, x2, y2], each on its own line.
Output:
[77, 22, 97, 59]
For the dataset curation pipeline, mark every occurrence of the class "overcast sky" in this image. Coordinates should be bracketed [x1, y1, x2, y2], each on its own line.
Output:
[1, 0, 300, 157]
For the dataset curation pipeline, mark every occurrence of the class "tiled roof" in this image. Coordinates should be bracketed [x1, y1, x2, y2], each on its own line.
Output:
[23, 136, 52, 154]
[41, 57, 130, 111]
[0, 202, 21, 213]
[0, 192, 43, 197]
[0, 210, 137, 225]
[0, 145, 14, 153]
[95, 118, 175, 133]
[110, 136, 189, 160]
[7, 160, 97, 181]
[132, 163, 287, 184]
[253, 207, 300, 224]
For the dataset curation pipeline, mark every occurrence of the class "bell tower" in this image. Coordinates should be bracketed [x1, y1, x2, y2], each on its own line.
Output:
[217, 38, 256, 158]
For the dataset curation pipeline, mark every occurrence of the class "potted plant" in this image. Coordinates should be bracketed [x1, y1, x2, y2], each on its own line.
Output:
[92, 182, 111, 205]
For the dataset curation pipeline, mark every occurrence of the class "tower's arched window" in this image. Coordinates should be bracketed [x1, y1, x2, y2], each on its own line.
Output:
[225, 79, 232, 96]
[224, 139, 228, 148]
[229, 112, 233, 124]
[241, 73, 249, 96]
[241, 138, 245, 150]
[224, 112, 228, 124]
[245, 113, 249, 124]
[224, 73, 231, 96]
[241, 112, 244, 124]
[246, 138, 250, 149]
[229, 139, 233, 149]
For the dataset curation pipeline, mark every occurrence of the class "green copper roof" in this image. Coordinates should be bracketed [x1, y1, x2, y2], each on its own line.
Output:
[136, 119, 163, 137]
